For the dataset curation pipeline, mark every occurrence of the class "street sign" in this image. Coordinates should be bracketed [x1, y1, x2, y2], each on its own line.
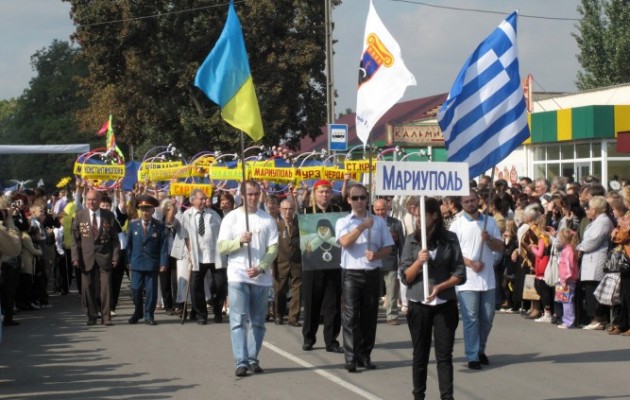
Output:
[329, 124, 348, 151]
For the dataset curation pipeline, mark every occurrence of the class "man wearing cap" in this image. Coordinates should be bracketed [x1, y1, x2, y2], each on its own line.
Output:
[336, 184, 394, 372]
[71, 190, 120, 326]
[126, 195, 168, 325]
[298, 179, 349, 354]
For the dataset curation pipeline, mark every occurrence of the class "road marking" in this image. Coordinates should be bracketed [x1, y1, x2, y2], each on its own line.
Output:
[263, 342, 384, 400]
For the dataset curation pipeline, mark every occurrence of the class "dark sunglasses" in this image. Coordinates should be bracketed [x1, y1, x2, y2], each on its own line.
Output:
[350, 195, 367, 201]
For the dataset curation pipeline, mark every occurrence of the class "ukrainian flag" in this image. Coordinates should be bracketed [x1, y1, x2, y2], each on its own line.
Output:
[194, 0, 264, 141]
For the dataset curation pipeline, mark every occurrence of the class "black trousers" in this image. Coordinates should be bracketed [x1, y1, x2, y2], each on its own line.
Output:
[407, 300, 459, 400]
[191, 263, 226, 320]
[1, 263, 20, 321]
[301, 268, 341, 348]
[111, 250, 127, 310]
[615, 272, 630, 330]
[55, 251, 70, 294]
[341, 269, 380, 363]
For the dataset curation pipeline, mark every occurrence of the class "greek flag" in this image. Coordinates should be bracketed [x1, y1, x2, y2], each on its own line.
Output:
[437, 11, 530, 178]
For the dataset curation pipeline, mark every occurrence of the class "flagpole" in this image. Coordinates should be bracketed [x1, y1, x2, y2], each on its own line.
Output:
[477, 167, 496, 263]
[367, 143, 373, 249]
[240, 130, 253, 269]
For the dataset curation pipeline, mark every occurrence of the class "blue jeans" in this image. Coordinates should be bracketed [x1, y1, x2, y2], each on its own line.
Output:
[457, 289, 495, 362]
[228, 282, 268, 369]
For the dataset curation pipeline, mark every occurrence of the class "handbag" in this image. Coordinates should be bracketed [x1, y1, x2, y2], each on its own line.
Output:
[544, 243, 559, 287]
[522, 274, 540, 301]
[554, 284, 573, 303]
[593, 273, 621, 306]
[604, 246, 630, 273]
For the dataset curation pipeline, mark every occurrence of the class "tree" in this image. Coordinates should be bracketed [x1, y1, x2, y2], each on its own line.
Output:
[574, 0, 630, 90]
[63, 0, 342, 157]
[0, 40, 91, 187]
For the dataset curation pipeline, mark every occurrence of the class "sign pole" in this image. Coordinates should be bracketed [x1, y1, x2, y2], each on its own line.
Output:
[239, 131, 253, 269]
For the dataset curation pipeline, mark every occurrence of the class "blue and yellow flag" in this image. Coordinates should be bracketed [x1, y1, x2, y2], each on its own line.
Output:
[194, 1, 264, 142]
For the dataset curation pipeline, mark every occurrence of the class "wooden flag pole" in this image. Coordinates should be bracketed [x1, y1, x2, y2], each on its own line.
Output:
[477, 167, 496, 263]
[239, 131, 253, 269]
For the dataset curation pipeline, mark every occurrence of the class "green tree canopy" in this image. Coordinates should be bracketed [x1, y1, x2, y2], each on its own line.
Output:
[574, 0, 630, 90]
[64, 0, 341, 158]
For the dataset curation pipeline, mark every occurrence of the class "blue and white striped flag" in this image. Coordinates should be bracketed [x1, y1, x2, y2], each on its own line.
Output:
[437, 11, 530, 178]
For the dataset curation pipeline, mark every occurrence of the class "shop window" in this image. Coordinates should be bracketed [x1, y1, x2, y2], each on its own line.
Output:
[534, 164, 546, 180]
[592, 142, 601, 157]
[547, 145, 560, 161]
[560, 144, 573, 160]
[547, 164, 560, 179]
[593, 160, 602, 180]
[607, 141, 622, 157]
[561, 163, 575, 180]
[608, 161, 629, 181]
[576, 143, 590, 158]
[533, 146, 546, 161]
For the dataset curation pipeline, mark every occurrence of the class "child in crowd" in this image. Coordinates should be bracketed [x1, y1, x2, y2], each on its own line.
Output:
[557, 228, 579, 329]
[500, 219, 519, 312]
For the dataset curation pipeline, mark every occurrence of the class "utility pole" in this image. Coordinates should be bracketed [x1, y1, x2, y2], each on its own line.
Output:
[325, 0, 335, 130]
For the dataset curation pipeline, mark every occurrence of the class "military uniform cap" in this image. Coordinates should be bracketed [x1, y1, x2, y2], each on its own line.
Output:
[137, 195, 159, 209]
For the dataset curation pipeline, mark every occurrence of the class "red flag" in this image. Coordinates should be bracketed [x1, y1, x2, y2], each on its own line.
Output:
[97, 120, 109, 137]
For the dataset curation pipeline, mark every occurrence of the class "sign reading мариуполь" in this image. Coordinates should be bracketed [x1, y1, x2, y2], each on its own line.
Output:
[375, 161, 470, 196]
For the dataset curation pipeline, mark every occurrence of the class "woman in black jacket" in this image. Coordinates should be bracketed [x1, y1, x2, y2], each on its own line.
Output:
[400, 197, 466, 400]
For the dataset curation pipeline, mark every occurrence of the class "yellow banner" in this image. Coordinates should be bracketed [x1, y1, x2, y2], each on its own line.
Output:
[209, 166, 246, 181]
[192, 156, 216, 169]
[138, 161, 184, 181]
[344, 160, 376, 173]
[295, 166, 322, 183]
[252, 165, 296, 182]
[148, 166, 191, 181]
[74, 163, 126, 180]
[321, 167, 361, 182]
[169, 183, 214, 197]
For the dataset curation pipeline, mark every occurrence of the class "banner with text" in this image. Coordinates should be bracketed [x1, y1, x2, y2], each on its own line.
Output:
[375, 161, 469, 196]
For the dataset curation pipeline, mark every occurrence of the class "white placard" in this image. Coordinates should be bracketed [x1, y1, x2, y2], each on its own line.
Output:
[375, 161, 469, 196]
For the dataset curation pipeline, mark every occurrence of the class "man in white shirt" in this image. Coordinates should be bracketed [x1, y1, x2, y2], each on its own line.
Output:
[181, 189, 223, 325]
[449, 191, 504, 370]
[218, 180, 278, 377]
[336, 184, 394, 372]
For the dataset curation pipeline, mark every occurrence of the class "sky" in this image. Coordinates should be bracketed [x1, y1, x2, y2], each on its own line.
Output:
[0, 0, 582, 114]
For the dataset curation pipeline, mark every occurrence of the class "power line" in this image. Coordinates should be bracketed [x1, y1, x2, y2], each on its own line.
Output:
[76, 0, 243, 29]
[387, 0, 581, 21]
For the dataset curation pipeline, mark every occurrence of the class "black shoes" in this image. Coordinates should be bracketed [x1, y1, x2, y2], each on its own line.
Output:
[198, 319, 208, 325]
[128, 317, 139, 324]
[326, 344, 344, 354]
[478, 353, 489, 365]
[235, 366, 248, 377]
[274, 317, 284, 325]
[357, 358, 376, 370]
[250, 363, 263, 373]
[214, 315, 223, 323]
[86, 320, 97, 326]
[345, 361, 357, 373]
[302, 343, 314, 351]
[145, 319, 157, 326]
[468, 361, 482, 370]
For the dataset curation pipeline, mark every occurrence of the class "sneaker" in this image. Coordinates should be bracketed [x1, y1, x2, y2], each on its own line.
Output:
[557, 324, 571, 329]
[250, 363, 263, 373]
[110, 310, 117, 316]
[583, 321, 604, 330]
[235, 366, 248, 377]
[535, 315, 553, 323]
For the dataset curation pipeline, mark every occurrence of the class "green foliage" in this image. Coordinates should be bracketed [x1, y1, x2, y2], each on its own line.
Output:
[574, 0, 630, 90]
[0, 40, 91, 189]
[64, 0, 342, 157]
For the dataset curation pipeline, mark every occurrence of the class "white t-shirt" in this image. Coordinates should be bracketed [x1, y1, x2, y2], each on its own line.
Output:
[335, 212, 395, 270]
[449, 212, 500, 291]
[217, 207, 278, 287]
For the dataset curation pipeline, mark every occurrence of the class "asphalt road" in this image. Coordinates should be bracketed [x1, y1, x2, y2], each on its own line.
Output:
[1, 283, 629, 400]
